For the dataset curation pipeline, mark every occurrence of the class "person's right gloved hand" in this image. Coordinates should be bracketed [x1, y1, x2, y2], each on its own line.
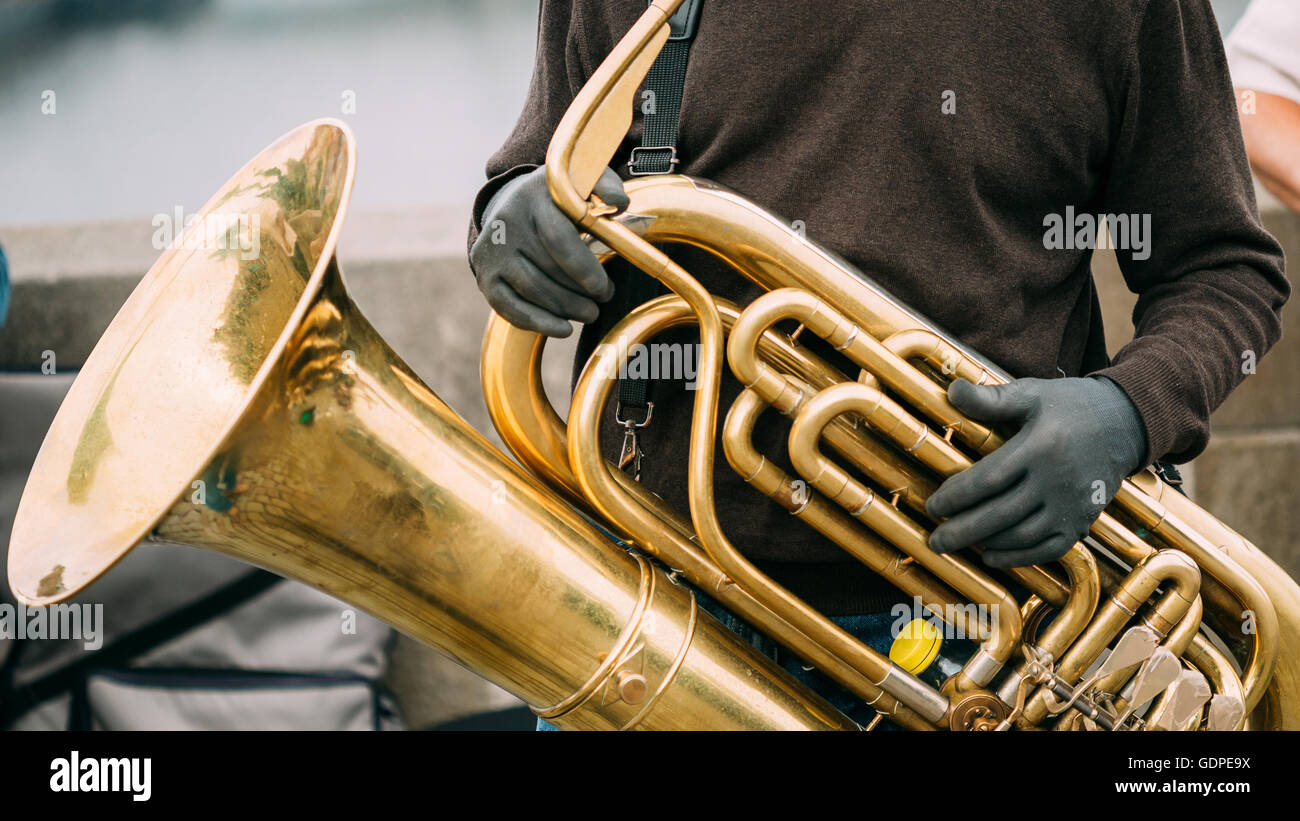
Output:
[469, 165, 629, 337]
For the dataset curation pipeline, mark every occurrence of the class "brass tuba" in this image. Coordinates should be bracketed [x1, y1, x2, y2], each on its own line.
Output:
[9, 0, 1300, 731]
[479, 0, 1300, 730]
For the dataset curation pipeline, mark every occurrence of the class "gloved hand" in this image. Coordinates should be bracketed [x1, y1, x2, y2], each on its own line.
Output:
[925, 375, 1148, 568]
[469, 165, 629, 337]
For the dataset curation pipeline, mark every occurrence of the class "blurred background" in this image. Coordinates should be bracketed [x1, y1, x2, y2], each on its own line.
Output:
[0, 0, 543, 224]
[0, 0, 1257, 226]
[0, 0, 1292, 732]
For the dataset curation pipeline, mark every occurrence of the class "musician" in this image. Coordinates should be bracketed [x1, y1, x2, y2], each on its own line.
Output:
[467, 1, 1288, 727]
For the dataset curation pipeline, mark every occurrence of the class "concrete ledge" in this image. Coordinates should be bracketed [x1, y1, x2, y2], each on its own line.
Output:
[0, 206, 578, 433]
[0, 206, 475, 367]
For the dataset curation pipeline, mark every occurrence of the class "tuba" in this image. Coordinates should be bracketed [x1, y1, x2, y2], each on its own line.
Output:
[10, 0, 1300, 730]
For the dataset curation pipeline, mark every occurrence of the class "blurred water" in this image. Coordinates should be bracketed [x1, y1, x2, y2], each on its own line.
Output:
[0, 0, 539, 225]
[0, 0, 1258, 226]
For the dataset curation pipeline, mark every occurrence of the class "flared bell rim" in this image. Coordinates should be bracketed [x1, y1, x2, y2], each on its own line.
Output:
[7, 118, 357, 606]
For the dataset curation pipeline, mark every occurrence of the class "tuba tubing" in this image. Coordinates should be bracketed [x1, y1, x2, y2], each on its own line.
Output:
[480, 173, 1300, 730]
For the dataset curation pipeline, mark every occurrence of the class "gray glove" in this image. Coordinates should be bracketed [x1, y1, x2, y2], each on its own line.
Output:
[925, 375, 1148, 568]
[469, 166, 629, 337]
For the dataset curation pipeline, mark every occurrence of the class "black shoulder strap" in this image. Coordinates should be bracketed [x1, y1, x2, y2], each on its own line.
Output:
[617, 0, 703, 418]
[0, 569, 282, 727]
[626, 0, 703, 176]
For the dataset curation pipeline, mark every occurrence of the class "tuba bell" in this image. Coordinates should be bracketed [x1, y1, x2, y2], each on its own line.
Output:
[10, 0, 1300, 731]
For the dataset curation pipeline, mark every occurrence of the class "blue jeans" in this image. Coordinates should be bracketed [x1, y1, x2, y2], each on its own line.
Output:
[537, 587, 899, 730]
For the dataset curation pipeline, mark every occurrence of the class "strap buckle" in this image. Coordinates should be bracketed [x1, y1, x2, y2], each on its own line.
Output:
[615, 400, 654, 482]
[627, 145, 679, 176]
[664, 0, 703, 40]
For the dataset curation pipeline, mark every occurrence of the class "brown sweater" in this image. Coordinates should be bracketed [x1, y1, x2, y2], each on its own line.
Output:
[469, 0, 1289, 614]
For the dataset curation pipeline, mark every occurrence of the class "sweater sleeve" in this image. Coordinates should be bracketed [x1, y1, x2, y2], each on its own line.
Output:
[1090, 0, 1290, 466]
[466, 0, 589, 255]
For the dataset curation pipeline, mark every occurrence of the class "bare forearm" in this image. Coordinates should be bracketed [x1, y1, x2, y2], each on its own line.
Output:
[1238, 89, 1300, 212]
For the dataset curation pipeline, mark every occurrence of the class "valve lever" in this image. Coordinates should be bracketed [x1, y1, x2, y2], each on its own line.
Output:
[1095, 626, 1161, 679]
[1049, 626, 1161, 716]
[1205, 694, 1245, 732]
[1114, 648, 1182, 727]
[1149, 670, 1212, 731]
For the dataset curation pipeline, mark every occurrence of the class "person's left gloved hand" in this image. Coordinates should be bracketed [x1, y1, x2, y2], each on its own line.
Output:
[925, 375, 1147, 568]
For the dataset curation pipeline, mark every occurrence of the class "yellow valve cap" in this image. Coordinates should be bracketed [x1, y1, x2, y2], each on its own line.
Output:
[889, 617, 942, 675]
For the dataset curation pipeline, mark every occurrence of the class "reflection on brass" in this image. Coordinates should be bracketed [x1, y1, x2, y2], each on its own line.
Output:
[66, 387, 114, 504]
[36, 564, 65, 599]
